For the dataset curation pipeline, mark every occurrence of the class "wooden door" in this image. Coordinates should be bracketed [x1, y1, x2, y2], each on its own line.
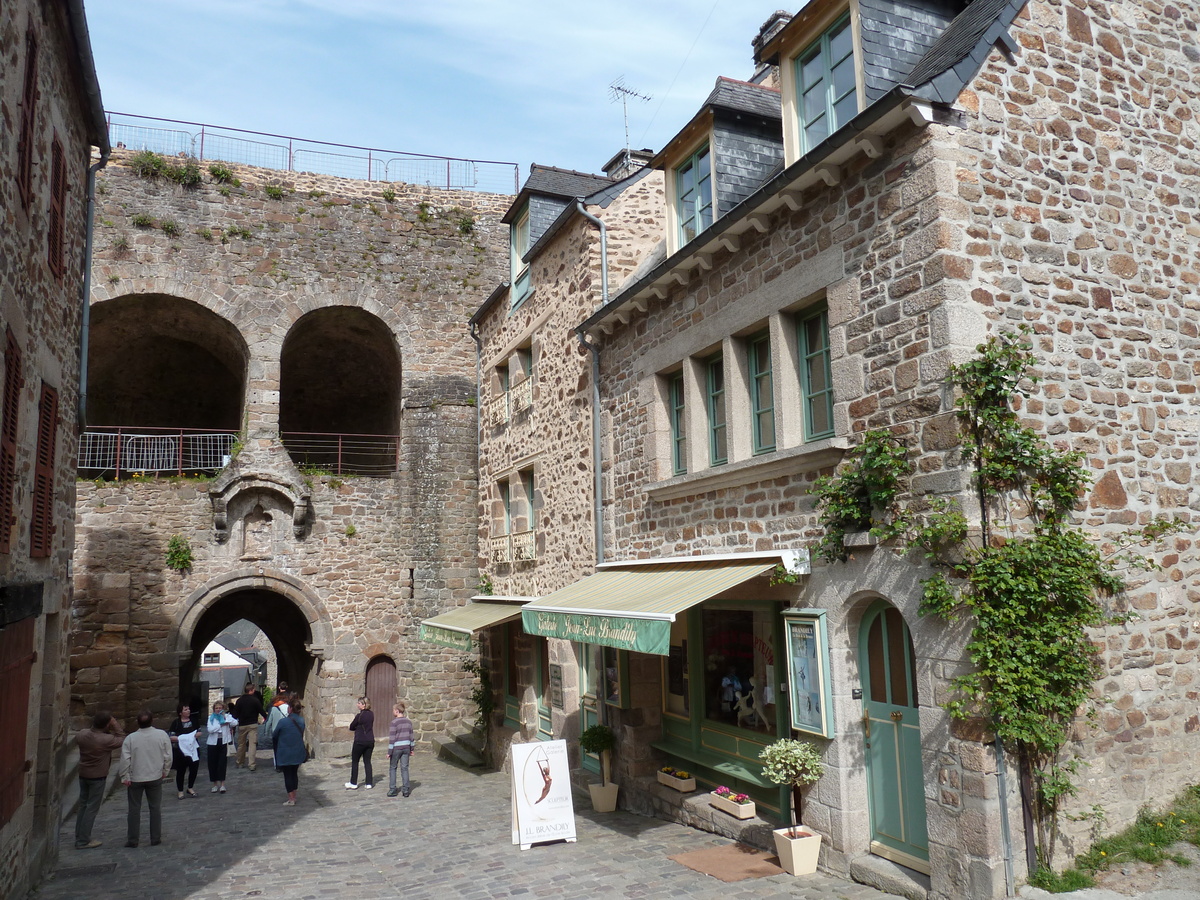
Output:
[365, 656, 396, 739]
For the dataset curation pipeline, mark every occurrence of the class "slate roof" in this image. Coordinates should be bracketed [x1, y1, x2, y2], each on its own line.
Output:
[903, 0, 1028, 102]
[705, 77, 783, 121]
[501, 164, 615, 224]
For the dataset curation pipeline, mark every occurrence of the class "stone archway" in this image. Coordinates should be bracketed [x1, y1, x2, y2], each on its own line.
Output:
[172, 570, 334, 749]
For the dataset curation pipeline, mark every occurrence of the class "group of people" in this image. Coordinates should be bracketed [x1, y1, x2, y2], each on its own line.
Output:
[73, 685, 416, 849]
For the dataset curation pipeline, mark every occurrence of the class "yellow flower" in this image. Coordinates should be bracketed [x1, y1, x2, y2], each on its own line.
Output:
[1100, 851, 1106, 856]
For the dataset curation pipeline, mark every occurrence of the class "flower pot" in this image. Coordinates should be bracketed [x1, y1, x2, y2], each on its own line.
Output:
[589, 782, 619, 812]
[773, 826, 822, 875]
[710, 792, 755, 819]
[656, 771, 696, 792]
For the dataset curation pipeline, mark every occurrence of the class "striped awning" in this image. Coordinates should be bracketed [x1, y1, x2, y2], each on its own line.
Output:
[520, 557, 782, 655]
[419, 598, 530, 651]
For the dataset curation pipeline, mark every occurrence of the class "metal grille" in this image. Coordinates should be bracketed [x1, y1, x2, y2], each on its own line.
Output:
[280, 433, 399, 477]
[79, 429, 237, 477]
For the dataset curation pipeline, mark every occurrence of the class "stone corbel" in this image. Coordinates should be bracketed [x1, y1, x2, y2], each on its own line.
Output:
[293, 496, 310, 539]
[213, 497, 229, 543]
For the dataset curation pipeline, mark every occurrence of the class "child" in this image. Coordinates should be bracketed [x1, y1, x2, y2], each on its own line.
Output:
[386, 701, 414, 798]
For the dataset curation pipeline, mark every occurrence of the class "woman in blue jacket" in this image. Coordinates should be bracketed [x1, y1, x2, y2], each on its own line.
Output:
[273, 697, 307, 806]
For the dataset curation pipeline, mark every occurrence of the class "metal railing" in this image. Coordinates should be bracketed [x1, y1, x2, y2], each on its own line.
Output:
[105, 111, 521, 194]
[510, 378, 533, 416]
[511, 529, 536, 562]
[79, 427, 238, 478]
[490, 535, 512, 565]
[485, 393, 509, 429]
[280, 432, 400, 477]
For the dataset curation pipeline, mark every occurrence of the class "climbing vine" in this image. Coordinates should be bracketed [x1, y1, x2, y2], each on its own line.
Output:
[815, 327, 1181, 871]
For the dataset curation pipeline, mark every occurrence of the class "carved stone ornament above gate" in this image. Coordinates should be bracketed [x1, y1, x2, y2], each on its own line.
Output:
[210, 471, 311, 543]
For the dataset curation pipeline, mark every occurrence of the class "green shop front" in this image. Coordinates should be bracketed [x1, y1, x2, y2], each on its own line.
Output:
[521, 551, 827, 821]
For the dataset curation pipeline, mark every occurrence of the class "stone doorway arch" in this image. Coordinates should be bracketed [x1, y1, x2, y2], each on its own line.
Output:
[172, 570, 333, 750]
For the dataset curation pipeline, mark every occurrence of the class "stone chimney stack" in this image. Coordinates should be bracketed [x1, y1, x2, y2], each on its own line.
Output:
[750, 10, 793, 87]
[602, 148, 655, 181]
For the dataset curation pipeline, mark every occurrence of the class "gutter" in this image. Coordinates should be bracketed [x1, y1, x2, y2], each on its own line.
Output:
[573, 201, 608, 565]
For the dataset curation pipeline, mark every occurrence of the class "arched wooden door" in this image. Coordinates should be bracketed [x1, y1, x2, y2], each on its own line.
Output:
[859, 602, 929, 874]
[365, 656, 396, 739]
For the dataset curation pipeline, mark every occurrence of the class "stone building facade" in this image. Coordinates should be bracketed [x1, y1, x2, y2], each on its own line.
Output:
[0, 1, 107, 895]
[70, 150, 510, 754]
[463, 2, 1199, 899]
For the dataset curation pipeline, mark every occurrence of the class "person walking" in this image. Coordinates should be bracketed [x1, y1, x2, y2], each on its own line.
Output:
[74, 711, 126, 849]
[345, 697, 375, 790]
[205, 700, 237, 793]
[118, 710, 172, 848]
[386, 701, 414, 798]
[232, 682, 266, 771]
[273, 697, 307, 806]
[168, 703, 201, 798]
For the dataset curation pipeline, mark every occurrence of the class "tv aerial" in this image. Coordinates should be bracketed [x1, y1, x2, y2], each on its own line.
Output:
[609, 77, 652, 172]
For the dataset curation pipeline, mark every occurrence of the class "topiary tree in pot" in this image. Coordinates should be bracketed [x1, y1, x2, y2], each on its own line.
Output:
[579, 724, 618, 812]
[760, 739, 826, 875]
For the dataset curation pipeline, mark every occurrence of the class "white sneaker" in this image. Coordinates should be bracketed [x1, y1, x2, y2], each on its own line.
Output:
[363, 783, 374, 789]
[344, 782, 358, 790]
[211, 787, 219, 793]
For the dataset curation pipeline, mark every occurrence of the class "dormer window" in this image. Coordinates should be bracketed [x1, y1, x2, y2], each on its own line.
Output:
[795, 13, 856, 154]
[676, 143, 713, 245]
[511, 204, 531, 305]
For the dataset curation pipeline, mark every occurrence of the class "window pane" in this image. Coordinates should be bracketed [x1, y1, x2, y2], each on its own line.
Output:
[885, 608, 911, 707]
[702, 606, 775, 733]
[803, 85, 826, 124]
[832, 57, 856, 101]
[808, 397, 831, 438]
[806, 118, 829, 148]
[603, 646, 622, 705]
[757, 410, 775, 449]
[830, 19, 853, 62]
[834, 93, 858, 130]
[708, 357, 727, 464]
[670, 373, 686, 475]
[801, 52, 824, 91]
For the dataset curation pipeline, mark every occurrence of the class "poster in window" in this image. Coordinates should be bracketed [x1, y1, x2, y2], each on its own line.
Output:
[784, 609, 832, 738]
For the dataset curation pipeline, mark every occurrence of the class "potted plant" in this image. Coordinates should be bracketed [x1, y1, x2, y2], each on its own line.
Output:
[579, 724, 618, 812]
[760, 739, 825, 875]
[710, 785, 756, 819]
[656, 765, 696, 792]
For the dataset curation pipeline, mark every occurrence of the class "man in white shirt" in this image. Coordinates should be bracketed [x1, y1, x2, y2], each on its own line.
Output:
[118, 710, 172, 848]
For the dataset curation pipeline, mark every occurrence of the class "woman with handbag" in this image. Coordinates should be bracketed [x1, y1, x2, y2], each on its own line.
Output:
[273, 697, 307, 806]
[205, 700, 237, 793]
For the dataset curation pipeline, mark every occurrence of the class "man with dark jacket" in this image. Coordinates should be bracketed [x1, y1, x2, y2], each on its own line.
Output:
[232, 682, 266, 771]
[75, 711, 125, 849]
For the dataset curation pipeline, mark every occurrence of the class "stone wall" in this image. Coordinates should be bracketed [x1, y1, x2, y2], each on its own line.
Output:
[71, 152, 511, 755]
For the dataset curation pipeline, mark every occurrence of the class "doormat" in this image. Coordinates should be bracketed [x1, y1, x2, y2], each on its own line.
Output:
[669, 843, 785, 882]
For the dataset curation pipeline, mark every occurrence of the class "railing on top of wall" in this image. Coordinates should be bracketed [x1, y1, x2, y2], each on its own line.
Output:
[105, 111, 521, 195]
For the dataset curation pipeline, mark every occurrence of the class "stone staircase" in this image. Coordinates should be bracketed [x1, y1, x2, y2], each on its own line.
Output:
[432, 723, 486, 768]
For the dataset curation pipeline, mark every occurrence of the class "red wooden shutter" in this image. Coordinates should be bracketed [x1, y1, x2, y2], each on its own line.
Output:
[0, 332, 22, 555]
[17, 30, 38, 210]
[29, 384, 57, 558]
[0, 617, 36, 827]
[48, 137, 66, 278]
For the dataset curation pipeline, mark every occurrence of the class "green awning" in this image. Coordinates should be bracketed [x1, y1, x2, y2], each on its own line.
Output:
[521, 558, 778, 655]
[419, 600, 528, 651]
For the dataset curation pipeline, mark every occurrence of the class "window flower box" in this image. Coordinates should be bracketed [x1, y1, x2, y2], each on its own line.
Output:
[710, 786, 756, 819]
[657, 766, 696, 792]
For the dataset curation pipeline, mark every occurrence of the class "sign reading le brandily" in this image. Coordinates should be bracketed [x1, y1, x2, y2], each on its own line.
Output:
[523, 610, 663, 655]
[510, 740, 576, 850]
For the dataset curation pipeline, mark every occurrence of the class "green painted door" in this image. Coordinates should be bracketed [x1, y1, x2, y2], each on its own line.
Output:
[859, 603, 929, 874]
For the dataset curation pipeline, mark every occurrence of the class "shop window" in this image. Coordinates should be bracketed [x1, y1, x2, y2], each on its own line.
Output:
[795, 13, 857, 154]
[662, 614, 690, 718]
[702, 605, 777, 734]
[676, 143, 713, 245]
[798, 306, 833, 440]
[669, 371, 686, 475]
[748, 332, 775, 454]
[580, 643, 630, 710]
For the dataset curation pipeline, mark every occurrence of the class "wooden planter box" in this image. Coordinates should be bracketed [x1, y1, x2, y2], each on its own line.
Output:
[657, 771, 696, 792]
[710, 792, 756, 819]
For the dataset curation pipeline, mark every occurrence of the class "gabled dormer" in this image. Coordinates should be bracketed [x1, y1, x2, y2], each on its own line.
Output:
[652, 78, 783, 255]
[757, 0, 967, 166]
[501, 165, 614, 308]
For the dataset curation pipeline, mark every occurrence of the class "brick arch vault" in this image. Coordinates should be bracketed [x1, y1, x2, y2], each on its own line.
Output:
[172, 569, 335, 751]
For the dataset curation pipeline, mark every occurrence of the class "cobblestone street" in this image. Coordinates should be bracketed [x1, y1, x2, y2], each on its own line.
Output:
[31, 751, 895, 900]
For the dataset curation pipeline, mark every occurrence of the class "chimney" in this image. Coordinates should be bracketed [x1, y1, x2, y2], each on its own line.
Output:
[602, 148, 655, 181]
[750, 10, 793, 86]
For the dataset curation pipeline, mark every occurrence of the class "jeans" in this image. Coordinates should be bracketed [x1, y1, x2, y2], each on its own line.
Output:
[207, 742, 229, 782]
[75, 776, 107, 845]
[126, 780, 162, 844]
[236, 724, 258, 768]
[350, 742, 374, 786]
[388, 749, 410, 792]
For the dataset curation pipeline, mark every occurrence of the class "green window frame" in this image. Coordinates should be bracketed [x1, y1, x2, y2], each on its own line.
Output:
[795, 13, 857, 154]
[749, 333, 776, 454]
[799, 307, 834, 440]
[502, 622, 521, 729]
[706, 355, 727, 466]
[669, 372, 687, 475]
[676, 143, 713, 245]
[511, 205, 531, 305]
[501, 479, 512, 535]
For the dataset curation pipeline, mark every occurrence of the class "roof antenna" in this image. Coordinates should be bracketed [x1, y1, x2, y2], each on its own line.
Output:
[609, 77, 652, 173]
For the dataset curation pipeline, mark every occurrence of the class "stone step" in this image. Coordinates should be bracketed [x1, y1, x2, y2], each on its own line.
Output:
[433, 734, 483, 768]
[455, 727, 485, 758]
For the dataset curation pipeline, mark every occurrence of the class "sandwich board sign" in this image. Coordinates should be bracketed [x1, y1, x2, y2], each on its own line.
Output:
[510, 740, 576, 850]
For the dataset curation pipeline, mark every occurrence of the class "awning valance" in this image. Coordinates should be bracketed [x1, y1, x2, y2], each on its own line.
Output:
[520, 557, 782, 655]
[419, 599, 530, 651]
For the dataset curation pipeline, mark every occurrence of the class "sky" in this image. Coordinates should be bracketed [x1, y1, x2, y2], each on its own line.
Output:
[85, 0, 780, 183]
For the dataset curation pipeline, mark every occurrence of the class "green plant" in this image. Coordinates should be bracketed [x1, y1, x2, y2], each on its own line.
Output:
[579, 724, 616, 786]
[208, 163, 239, 185]
[417, 201, 431, 223]
[308, 189, 326, 200]
[107, 274, 120, 284]
[457, 213, 475, 234]
[264, 184, 285, 200]
[111, 234, 130, 252]
[225, 225, 253, 241]
[811, 430, 910, 562]
[344, 524, 357, 537]
[462, 655, 494, 729]
[130, 150, 166, 179]
[165, 535, 194, 572]
[218, 184, 232, 198]
[380, 187, 396, 202]
[168, 159, 202, 187]
[196, 227, 213, 241]
[131, 213, 154, 228]
[160, 219, 180, 236]
[477, 574, 494, 596]
[760, 739, 824, 829]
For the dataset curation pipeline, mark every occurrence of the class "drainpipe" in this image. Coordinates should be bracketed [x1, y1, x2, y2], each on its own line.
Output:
[573, 201, 607, 566]
[79, 146, 111, 427]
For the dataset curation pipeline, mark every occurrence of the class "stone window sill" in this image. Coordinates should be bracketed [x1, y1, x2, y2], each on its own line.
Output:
[646, 436, 850, 502]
